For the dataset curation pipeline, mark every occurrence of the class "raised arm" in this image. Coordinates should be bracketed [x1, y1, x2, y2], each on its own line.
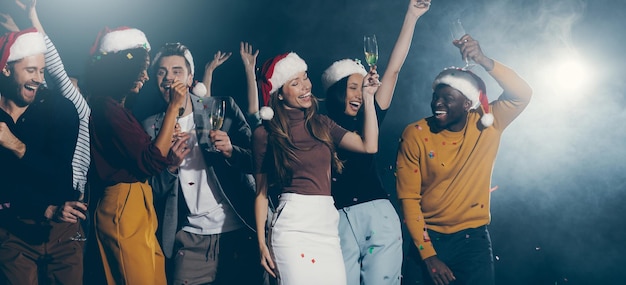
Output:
[377, 0, 430, 110]
[339, 71, 380, 153]
[456, 35, 532, 129]
[240, 42, 260, 115]
[202, 50, 232, 98]
[7, 0, 91, 193]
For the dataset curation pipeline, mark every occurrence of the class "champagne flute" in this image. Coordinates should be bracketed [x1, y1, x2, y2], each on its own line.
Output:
[450, 18, 474, 70]
[363, 34, 378, 71]
[208, 98, 225, 152]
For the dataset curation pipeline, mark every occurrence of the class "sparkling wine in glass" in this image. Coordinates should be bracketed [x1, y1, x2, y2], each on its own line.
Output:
[450, 18, 474, 69]
[363, 34, 378, 71]
[208, 99, 225, 152]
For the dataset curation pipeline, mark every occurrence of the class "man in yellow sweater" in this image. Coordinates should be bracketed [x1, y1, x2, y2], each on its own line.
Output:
[396, 34, 532, 285]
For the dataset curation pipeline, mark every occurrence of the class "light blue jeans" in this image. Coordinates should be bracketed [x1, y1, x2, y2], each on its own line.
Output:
[338, 199, 403, 285]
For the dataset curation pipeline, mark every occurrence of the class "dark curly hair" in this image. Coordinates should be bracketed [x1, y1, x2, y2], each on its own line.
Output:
[83, 47, 150, 102]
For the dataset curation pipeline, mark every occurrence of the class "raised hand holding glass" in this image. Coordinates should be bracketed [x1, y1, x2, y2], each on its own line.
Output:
[450, 18, 474, 70]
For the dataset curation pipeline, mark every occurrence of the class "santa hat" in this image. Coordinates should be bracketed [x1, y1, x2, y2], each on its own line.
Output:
[432, 67, 494, 127]
[0, 28, 46, 69]
[258, 52, 308, 120]
[321, 59, 368, 92]
[90, 26, 150, 55]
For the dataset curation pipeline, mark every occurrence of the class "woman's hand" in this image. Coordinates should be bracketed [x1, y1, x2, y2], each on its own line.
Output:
[363, 68, 381, 96]
[259, 242, 277, 278]
[240, 42, 259, 71]
[205, 51, 232, 74]
[0, 13, 19, 32]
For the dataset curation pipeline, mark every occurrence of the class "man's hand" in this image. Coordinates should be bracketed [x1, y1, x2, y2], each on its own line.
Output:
[209, 130, 233, 158]
[0, 122, 26, 158]
[424, 255, 456, 285]
[45, 201, 88, 223]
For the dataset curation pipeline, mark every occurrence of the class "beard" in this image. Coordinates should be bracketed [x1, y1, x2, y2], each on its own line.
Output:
[4, 80, 42, 107]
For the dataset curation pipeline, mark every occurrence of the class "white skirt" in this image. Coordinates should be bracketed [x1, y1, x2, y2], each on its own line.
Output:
[269, 193, 346, 285]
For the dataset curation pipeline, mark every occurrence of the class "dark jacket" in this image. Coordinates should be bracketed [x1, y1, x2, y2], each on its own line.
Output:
[142, 95, 256, 258]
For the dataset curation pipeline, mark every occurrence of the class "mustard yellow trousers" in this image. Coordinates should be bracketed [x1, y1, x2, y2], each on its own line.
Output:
[95, 181, 166, 285]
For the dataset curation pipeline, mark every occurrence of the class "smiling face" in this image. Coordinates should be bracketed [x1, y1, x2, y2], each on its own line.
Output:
[279, 71, 313, 110]
[431, 84, 472, 132]
[129, 57, 150, 94]
[155, 55, 193, 102]
[343, 73, 364, 117]
[2, 54, 46, 107]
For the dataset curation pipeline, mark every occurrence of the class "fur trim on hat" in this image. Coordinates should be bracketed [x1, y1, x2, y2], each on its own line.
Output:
[98, 28, 150, 54]
[432, 68, 481, 109]
[321, 59, 368, 92]
[268, 52, 307, 95]
[433, 67, 493, 127]
[6, 31, 46, 63]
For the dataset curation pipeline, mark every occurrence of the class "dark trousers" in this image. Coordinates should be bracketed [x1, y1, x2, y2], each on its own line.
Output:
[402, 225, 494, 285]
[169, 228, 266, 285]
[421, 225, 494, 285]
[0, 216, 84, 285]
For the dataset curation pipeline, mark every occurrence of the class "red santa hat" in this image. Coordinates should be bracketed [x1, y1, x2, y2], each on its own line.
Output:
[259, 52, 308, 120]
[432, 67, 494, 127]
[0, 28, 46, 69]
[90, 26, 150, 55]
[321, 58, 368, 92]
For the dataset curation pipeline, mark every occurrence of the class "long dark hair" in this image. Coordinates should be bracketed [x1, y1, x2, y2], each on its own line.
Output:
[83, 47, 150, 102]
[265, 89, 344, 188]
[325, 77, 364, 132]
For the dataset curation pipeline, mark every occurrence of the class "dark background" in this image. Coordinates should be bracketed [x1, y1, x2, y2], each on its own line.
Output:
[5, 0, 626, 284]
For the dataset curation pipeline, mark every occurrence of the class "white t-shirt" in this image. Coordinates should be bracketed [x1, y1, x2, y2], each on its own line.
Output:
[176, 113, 242, 235]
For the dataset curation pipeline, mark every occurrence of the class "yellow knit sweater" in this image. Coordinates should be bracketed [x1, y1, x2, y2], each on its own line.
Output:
[396, 61, 532, 260]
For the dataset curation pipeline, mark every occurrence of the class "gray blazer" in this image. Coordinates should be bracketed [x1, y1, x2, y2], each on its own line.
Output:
[142, 94, 256, 258]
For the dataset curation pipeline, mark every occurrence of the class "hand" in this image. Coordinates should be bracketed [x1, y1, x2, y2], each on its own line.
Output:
[409, 0, 431, 17]
[0, 122, 25, 158]
[240, 42, 259, 71]
[424, 255, 456, 285]
[209, 130, 233, 158]
[168, 132, 191, 169]
[452, 35, 494, 70]
[205, 51, 232, 74]
[0, 13, 19, 32]
[168, 79, 188, 110]
[45, 201, 88, 224]
[362, 69, 381, 93]
[259, 242, 277, 278]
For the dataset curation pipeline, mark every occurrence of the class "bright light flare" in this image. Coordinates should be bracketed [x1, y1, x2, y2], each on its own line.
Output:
[541, 50, 594, 95]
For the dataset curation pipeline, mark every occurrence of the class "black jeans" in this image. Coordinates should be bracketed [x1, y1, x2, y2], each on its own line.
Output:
[421, 225, 495, 285]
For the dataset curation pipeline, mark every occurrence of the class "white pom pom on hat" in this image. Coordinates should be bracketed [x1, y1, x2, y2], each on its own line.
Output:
[0, 28, 46, 68]
[258, 52, 308, 120]
[259, 106, 274, 120]
[90, 26, 151, 55]
[432, 67, 493, 127]
[321, 59, 368, 92]
[192, 82, 207, 97]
